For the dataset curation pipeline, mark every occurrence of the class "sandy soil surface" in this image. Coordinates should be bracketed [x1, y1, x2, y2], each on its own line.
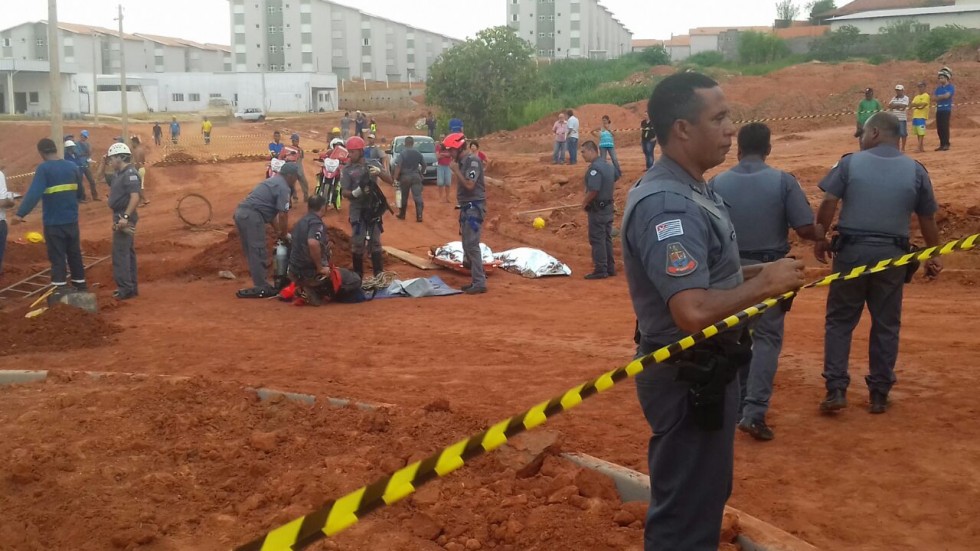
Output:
[2, 60, 980, 550]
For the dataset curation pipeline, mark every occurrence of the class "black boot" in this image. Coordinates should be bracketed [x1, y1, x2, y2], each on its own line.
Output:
[352, 254, 364, 277]
[397, 206, 406, 220]
[416, 202, 423, 222]
[820, 389, 847, 413]
[371, 251, 384, 277]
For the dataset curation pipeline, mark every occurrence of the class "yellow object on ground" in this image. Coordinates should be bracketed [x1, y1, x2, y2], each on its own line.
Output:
[26, 231, 44, 244]
[532, 217, 546, 230]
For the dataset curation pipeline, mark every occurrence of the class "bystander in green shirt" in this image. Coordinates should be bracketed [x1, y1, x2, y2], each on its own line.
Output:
[857, 99, 883, 126]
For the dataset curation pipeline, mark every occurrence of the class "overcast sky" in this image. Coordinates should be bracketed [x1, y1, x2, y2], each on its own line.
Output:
[0, 0, 798, 44]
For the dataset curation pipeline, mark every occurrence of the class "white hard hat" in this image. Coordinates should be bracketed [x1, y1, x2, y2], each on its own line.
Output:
[330, 138, 345, 149]
[64, 140, 76, 148]
[269, 159, 286, 173]
[107, 142, 132, 157]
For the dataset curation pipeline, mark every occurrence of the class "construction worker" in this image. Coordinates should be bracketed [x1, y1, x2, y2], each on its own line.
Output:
[341, 136, 393, 278]
[622, 73, 804, 550]
[12, 138, 88, 297]
[445, 132, 488, 294]
[169, 116, 181, 145]
[580, 140, 616, 279]
[131, 136, 149, 207]
[105, 143, 142, 300]
[816, 112, 941, 415]
[394, 136, 425, 222]
[710, 122, 821, 441]
[280, 133, 310, 202]
[76, 130, 100, 201]
[234, 162, 300, 298]
[202, 117, 213, 145]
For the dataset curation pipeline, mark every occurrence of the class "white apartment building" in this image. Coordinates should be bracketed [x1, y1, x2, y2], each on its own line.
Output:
[506, 0, 633, 60]
[230, 0, 462, 81]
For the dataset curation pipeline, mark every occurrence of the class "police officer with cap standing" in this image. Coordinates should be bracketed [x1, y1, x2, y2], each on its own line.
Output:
[446, 133, 488, 295]
[580, 140, 616, 279]
[711, 122, 822, 440]
[622, 72, 805, 550]
[816, 112, 941, 415]
[105, 142, 142, 300]
[234, 162, 300, 298]
[341, 136, 394, 278]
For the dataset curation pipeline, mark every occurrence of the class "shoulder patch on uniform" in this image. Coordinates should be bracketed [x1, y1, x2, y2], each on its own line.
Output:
[589, 169, 598, 176]
[129, 175, 139, 181]
[666, 242, 698, 277]
[655, 219, 684, 241]
[466, 169, 478, 180]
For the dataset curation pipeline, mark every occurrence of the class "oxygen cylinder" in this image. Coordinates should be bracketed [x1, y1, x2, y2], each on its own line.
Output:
[274, 240, 288, 278]
[395, 182, 402, 208]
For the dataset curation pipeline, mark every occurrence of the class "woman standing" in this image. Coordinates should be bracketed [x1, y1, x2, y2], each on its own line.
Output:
[595, 115, 622, 181]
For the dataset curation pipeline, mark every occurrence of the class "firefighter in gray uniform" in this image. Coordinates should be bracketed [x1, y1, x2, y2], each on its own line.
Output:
[233, 162, 299, 298]
[580, 140, 617, 279]
[623, 73, 804, 551]
[815, 112, 942, 414]
[105, 142, 143, 300]
[445, 133, 488, 295]
[711, 123, 821, 440]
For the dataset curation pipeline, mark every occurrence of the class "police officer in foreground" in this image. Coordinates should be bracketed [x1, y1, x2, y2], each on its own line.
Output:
[341, 136, 394, 278]
[580, 140, 616, 279]
[711, 123, 822, 441]
[445, 133, 488, 295]
[105, 143, 142, 300]
[234, 162, 300, 298]
[622, 72, 805, 550]
[816, 112, 941, 415]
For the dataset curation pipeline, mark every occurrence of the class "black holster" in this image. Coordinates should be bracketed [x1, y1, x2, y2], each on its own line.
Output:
[833, 233, 920, 283]
[670, 331, 753, 431]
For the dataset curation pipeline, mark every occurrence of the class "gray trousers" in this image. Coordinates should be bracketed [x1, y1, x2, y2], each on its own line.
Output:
[234, 206, 271, 289]
[824, 242, 906, 395]
[350, 216, 383, 255]
[112, 213, 138, 296]
[587, 205, 615, 275]
[296, 165, 310, 201]
[43, 222, 86, 287]
[739, 305, 786, 422]
[636, 360, 738, 550]
[460, 202, 486, 288]
[398, 173, 423, 218]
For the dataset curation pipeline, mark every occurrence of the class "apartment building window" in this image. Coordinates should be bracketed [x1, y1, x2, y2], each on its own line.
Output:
[302, 32, 312, 43]
[511, 14, 518, 22]
[269, 45, 278, 53]
[189, 93, 201, 101]
[36, 39, 44, 46]
[333, 48, 343, 57]
[268, 26, 280, 33]
[236, 53, 246, 63]
[302, 52, 313, 63]
[1, 38, 10, 47]
[539, 32, 545, 38]
[172, 93, 184, 102]
[234, 13, 244, 24]
[362, 38, 371, 47]
[210, 93, 222, 98]
[300, 13, 311, 24]
[332, 11, 341, 20]
[267, 6, 278, 14]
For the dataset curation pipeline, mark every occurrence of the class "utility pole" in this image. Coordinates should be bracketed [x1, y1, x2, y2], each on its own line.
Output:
[92, 31, 99, 123]
[48, 0, 63, 157]
[117, 4, 128, 143]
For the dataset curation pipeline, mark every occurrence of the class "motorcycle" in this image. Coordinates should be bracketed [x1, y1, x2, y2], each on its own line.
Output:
[267, 145, 303, 178]
[314, 145, 349, 210]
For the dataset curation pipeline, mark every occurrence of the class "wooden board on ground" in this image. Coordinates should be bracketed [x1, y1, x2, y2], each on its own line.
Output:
[516, 204, 578, 222]
[383, 246, 438, 270]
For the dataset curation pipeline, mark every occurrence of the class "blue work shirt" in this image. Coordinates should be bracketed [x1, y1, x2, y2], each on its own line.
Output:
[935, 84, 954, 112]
[449, 118, 463, 133]
[16, 159, 82, 226]
[269, 141, 284, 157]
[170, 121, 181, 136]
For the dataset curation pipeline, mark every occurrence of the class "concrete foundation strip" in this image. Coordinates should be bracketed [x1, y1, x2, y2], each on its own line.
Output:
[233, 233, 978, 551]
[0, 369, 813, 550]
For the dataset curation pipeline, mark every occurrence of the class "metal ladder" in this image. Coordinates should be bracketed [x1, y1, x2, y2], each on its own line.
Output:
[0, 255, 110, 301]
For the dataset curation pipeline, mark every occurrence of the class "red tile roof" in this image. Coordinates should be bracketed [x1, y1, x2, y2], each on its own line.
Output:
[826, 0, 954, 17]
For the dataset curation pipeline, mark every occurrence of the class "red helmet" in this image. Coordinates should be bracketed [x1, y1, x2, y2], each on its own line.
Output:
[443, 132, 466, 150]
[345, 136, 366, 151]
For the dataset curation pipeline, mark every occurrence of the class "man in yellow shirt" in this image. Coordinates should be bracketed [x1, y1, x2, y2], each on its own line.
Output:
[202, 117, 213, 145]
[910, 81, 931, 153]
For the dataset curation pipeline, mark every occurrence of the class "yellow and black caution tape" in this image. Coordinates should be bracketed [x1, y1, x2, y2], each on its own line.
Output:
[237, 233, 978, 551]
[6, 171, 36, 182]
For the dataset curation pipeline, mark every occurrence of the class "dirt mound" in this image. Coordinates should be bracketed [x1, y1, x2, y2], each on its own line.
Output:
[939, 45, 980, 64]
[0, 375, 686, 551]
[0, 304, 122, 357]
[154, 151, 200, 167]
[180, 225, 354, 279]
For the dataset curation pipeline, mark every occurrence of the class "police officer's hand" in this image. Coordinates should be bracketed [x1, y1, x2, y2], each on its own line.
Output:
[760, 257, 806, 295]
[814, 239, 832, 264]
[116, 218, 129, 230]
[925, 258, 943, 279]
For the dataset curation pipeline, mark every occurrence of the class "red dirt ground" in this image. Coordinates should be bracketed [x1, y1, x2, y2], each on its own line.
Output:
[2, 59, 980, 549]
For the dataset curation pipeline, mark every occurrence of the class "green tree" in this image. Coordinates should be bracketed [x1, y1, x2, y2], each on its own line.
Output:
[810, 24, 866, 61]
[639, 45, 671, 66]
[806, 0, 837, 24]
[914, 25, 977, 61]
[739, 31, 791, 64]
[776, 0, 801, 24]
[687, 51, 725, 67]
[878, 19, 923, 60]
[425, 26, 539, 136]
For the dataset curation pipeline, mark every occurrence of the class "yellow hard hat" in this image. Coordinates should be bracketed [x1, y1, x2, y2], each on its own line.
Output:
[332, 127, 341, 134]
[26, 231, 45, 243]
[532, 217, 546, 230]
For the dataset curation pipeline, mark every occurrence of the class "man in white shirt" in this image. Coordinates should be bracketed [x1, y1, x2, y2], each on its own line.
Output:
[0, 168, 15, 277]
[566, 109, 581, 165]
[889, 84, 910, 152]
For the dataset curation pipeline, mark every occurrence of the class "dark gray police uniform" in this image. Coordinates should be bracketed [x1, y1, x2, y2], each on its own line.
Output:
[819, 144, 937, 397]
[585, 156, 617, 276]
[458, 153, 487, 290]
[622, 155, 750, 551]
[397, 146, 425, 221]
[711, 157, 814, 423]
[287, 209, 330, 303]
[108, 164, 142, 298]
[234, 174, 292, 289]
